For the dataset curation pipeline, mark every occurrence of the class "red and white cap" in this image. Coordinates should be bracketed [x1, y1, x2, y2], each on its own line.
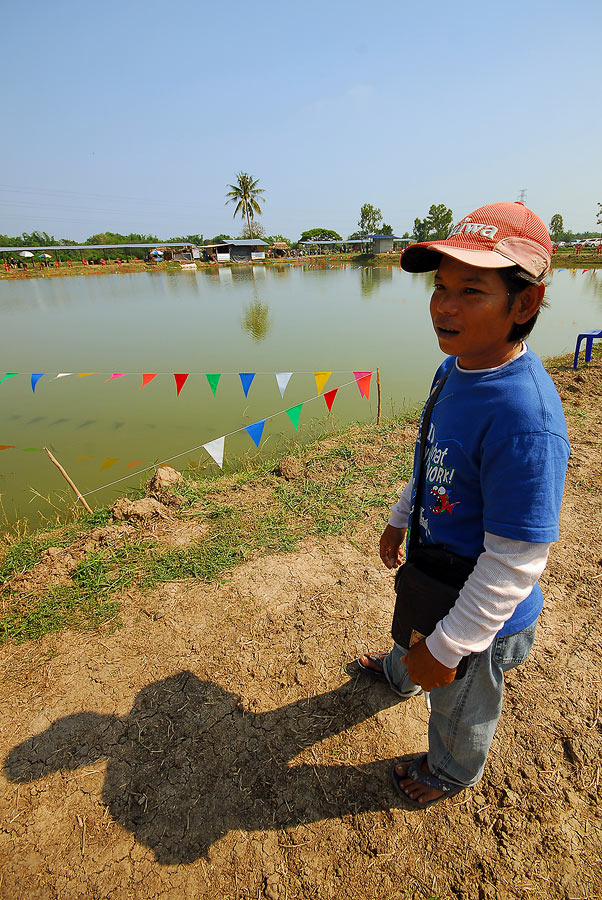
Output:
[401, 201, 552, 278]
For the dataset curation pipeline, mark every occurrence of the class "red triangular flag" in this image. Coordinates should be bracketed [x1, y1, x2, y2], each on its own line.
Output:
[139, 374, 157, 390]
[353, 371, 372, 398]
[324, 388, 338, 412]
[174, 373, 189, 396]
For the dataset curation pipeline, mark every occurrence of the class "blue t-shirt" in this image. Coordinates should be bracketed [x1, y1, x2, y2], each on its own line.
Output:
[409, 348, 570, 636]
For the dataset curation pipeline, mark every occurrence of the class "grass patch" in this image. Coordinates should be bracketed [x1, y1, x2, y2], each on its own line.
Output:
[0, 586, 120, 644]
[0, 534, 73, 584]
[142, 527, 248, 585]
[0, 543, 149, 644]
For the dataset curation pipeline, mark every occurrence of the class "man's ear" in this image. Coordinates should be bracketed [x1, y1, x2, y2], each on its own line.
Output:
[513, 282, 545, 324]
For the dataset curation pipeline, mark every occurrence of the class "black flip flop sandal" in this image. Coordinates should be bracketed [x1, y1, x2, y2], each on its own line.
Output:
[391, 753, 466, 809]
[353, 651, 389, 681]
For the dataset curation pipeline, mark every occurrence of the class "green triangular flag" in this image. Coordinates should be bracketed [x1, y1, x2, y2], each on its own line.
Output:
[0, 373, 18, 385]
[206, 373, 221, 397]
[286, 403, 303, 431]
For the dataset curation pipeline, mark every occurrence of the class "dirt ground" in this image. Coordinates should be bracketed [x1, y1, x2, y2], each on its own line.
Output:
[0, 356, 601, 900]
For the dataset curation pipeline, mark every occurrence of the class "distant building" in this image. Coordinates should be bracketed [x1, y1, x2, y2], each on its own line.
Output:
[371, 235, 412, 253]
[203, 239, 269, 263]
[270, 241, 290, 257]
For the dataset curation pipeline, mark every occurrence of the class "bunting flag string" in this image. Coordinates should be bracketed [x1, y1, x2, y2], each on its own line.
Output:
[0, 372, 375, 464]
[72, 372, 373, 494]
[1, 372, 375, 495]
[1, 371, 375, 395]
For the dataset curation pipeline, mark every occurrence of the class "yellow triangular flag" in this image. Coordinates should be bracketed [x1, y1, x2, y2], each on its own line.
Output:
[313, 371, 331, 394]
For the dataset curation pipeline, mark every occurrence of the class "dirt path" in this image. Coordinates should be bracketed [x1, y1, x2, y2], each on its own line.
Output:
[1, 356, 601, 900]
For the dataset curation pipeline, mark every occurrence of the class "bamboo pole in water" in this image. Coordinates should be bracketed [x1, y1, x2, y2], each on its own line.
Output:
[43, 447, 93, 513]
[377, 367, 382, 425]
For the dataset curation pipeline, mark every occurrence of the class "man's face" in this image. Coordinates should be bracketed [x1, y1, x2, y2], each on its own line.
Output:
[430, 256, 528, 369]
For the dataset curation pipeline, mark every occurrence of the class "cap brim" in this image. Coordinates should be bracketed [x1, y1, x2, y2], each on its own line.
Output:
[401, 243, 516, 273]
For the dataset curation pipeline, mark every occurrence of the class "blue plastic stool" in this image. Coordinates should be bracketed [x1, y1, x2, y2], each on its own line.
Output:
[573, 329, 602, 369]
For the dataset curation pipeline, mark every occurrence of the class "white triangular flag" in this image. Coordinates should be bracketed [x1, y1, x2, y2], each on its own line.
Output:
[203, 436, 225, 469]
[56, 373, 73, 378]
[275, 372, 292, 398]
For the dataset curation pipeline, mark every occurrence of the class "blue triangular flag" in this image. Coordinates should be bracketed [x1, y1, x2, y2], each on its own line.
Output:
[245, 419, 265, 447]
[239, 372, 256, 397]
[31, 373, 45, 393]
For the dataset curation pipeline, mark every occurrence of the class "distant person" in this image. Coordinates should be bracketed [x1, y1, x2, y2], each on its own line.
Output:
[353, 202, 570, 808]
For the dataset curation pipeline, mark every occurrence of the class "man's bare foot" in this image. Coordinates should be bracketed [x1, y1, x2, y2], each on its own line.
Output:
[393, 757, 445, 805]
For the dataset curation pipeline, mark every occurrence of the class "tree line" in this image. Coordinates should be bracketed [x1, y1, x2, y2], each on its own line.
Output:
[4, 172, 599, 255]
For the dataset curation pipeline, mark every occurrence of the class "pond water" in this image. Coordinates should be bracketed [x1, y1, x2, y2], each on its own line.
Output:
[1, 263, 600, 525]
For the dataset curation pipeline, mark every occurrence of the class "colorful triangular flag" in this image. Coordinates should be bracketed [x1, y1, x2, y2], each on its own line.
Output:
[324, 388, 338, 412]
[105, 373, 127, 382]
[245, 419, 266, 447]
[239, 372, 256, 397]
[275, 372, 292, 398]
[174, 373, 189, 396]
[0, 373, 17, 385]
[354, 371, 373, 399]
[0, 445, 16, 451]
[126, 460, 145, 469]
[203, 436, 225, 468]
[100, 457, 120, 470]
[206, 373, 221, 397]
[313, 371, 331, 394]
[31, 373, 44, 393]
[286, 403, 303, 431]
[139, 373, 157, 390]
[56, 373, 73, 379]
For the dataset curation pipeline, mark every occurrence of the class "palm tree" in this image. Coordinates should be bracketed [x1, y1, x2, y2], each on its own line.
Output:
[225, 172, 266, 238]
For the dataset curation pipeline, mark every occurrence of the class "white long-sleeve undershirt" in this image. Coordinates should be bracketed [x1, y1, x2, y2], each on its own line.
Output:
[388, 479, 550, 668]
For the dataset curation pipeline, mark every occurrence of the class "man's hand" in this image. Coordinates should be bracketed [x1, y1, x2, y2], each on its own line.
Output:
[379, 524, 407, 569]
[402, 638, 457, 691]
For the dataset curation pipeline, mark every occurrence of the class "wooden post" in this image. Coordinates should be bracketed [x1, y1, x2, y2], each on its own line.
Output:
[43, 447, 93, 513]
[377, 367, 382, 424]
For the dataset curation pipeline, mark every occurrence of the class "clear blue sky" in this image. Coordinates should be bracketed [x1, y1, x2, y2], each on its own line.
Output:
[2, 0, 601, 242]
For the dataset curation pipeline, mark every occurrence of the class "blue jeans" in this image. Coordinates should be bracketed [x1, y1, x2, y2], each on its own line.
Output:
[382, 622, 537, 788]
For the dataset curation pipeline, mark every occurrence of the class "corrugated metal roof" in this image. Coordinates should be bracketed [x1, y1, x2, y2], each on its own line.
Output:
[0, 242, 193, 252]
[227, 239, 268, 247]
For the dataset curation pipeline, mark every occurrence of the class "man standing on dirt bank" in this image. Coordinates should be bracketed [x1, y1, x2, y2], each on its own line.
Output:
[356, 202, 570, 808]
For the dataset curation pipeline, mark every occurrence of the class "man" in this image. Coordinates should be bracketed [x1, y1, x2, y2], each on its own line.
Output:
[357, 202, 570, 807]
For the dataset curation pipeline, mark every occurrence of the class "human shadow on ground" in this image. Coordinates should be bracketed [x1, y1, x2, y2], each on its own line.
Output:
[4, 670, 410, 864]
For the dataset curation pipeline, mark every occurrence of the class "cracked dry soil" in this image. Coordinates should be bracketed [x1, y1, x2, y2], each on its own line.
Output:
[0, 359, 601, 900]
